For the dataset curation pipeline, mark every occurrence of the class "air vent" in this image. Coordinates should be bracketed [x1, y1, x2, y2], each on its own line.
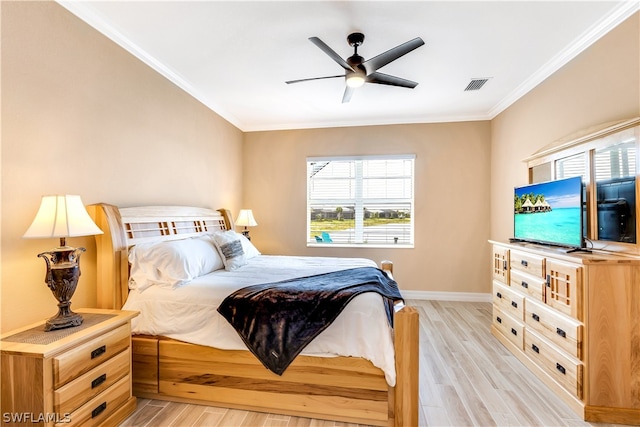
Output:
[464, 78, 490, 91]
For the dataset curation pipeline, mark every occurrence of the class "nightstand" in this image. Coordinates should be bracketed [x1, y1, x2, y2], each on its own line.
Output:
[1, 308, 138, 426]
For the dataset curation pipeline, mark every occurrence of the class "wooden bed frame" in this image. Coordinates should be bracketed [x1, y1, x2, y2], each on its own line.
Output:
[88, 203, 419, 427]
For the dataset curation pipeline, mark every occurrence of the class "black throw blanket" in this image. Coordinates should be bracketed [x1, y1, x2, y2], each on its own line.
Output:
[217, 266, 403, 375]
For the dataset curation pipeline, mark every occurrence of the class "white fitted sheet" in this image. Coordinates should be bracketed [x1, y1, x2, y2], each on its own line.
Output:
[122, 255, 398, 385]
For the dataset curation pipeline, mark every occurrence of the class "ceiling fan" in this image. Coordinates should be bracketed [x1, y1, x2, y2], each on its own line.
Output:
[286, 32, 425, 103]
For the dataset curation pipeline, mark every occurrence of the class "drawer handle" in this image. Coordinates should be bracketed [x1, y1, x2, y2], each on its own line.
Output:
[511, 301, 518, 308]
[521, 281, 528, 289]
[521, 260, 528, 267]
[496, 316, 502, 324]
[531, 344, 540, 353]
[556, 363, 566, 375]
[496, 292, 502, 299]
[556, 328, 567, 338]
[92, 402, 107, 418]
[91, 373, 107, 389]
[91, 345, 106, 359]
[532, 313, 540, 322]
[511, 328, 517, 336]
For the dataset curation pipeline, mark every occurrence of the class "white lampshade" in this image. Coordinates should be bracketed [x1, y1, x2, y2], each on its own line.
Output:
[23, 195, 103, 240]
[235, 209, 257, 227]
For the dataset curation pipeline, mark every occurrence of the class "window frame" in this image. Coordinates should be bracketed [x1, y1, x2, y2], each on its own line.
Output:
[306, 154, 416, 248]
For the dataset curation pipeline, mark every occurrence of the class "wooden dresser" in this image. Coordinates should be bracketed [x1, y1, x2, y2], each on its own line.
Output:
[490, 241, 640, 425]
[1, 309, 138, 426]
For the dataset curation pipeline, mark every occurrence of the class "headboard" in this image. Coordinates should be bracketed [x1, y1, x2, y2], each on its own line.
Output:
[88, 204, 233, 309]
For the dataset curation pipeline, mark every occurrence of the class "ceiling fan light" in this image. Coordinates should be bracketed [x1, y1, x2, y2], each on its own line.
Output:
[346, 74, 365, 88]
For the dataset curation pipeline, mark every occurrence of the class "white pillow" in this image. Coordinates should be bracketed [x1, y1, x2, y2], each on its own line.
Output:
[211, 230, 249, 271]
[128, 236, 224, 291]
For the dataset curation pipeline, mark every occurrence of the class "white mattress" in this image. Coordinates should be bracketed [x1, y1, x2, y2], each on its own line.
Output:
[122, 255, 398, 385]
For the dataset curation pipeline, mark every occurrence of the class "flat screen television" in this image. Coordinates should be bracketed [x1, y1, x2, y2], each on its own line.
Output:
[513, 176, 584, 250]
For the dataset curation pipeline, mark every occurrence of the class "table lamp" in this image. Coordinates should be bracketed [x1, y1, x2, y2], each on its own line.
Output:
[235, 209, 257, 240]
[23, 195, 103, 331]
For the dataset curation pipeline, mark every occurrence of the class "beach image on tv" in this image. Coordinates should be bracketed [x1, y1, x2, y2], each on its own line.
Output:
[514, 177, 582, 247]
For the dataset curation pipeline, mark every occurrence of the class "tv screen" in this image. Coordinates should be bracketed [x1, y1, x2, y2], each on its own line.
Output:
[514, 176, 584, 249]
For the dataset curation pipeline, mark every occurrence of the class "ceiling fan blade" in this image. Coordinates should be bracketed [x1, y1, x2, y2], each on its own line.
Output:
[286, 75, 344, 84]
[309, 37, 355, 72]
[366, 72, 418, 88]
[342, 86, 355, 103]
[363, 37, 424, 73]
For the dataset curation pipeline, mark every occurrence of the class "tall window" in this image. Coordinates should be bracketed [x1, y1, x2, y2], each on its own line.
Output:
[307, 155, 415, 247]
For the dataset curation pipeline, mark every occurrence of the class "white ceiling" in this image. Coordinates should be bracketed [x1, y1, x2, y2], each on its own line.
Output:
[58, 1, 638, 132]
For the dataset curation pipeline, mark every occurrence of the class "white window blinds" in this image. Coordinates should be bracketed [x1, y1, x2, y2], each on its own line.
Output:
[594, 141, 636, 181]
[307, 155, 415, 246]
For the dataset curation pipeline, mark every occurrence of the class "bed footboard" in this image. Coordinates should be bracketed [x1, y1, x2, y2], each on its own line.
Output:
[131, 305, 419, 426]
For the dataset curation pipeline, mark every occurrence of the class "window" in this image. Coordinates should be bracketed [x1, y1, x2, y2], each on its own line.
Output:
[307, 155, 415, 247]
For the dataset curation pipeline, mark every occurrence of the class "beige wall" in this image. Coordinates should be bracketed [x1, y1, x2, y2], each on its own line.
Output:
[1, 2, 244, 332]
[491, 12, 640, 242]
[243, 122, 492, 293]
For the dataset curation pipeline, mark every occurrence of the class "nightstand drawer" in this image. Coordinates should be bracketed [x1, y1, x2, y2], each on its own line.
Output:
[493, 307, 524, 350]
[510, 250, 545, 278]
[54, 348, 130, 414]
[525, 329, 583, 399]
[493, 282, 524, 321]
[509, 269, 545, 302]
[58, 374, 131, 427]
[525, 299, 582, 359]
[53, 323, 130, 388]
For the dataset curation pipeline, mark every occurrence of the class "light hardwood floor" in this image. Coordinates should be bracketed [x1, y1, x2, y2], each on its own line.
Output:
[119, 300, 626, 427]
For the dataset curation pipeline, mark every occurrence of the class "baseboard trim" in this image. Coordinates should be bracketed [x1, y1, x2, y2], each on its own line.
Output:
[402, 290, 492, 302]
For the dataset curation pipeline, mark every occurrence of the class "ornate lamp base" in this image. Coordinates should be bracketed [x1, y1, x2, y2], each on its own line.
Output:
[45, 305, 83, 331]
[38, 245, 86, 332]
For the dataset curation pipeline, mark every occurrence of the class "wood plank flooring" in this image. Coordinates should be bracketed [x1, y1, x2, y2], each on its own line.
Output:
[119, 300, 625, 427]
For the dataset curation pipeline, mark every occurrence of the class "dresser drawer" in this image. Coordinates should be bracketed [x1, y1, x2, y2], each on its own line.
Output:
[54, 348, 130, 414]
[53, 324, 130, 388]
[525, 299, 582, 359]
[493, 282, 524, 321]
[510, 250, 545, 278]
[493, 307, 524, 350]
[57, 374, 131, 427]
[509, 269, 545, 302]
[525, 329, 583, 399]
